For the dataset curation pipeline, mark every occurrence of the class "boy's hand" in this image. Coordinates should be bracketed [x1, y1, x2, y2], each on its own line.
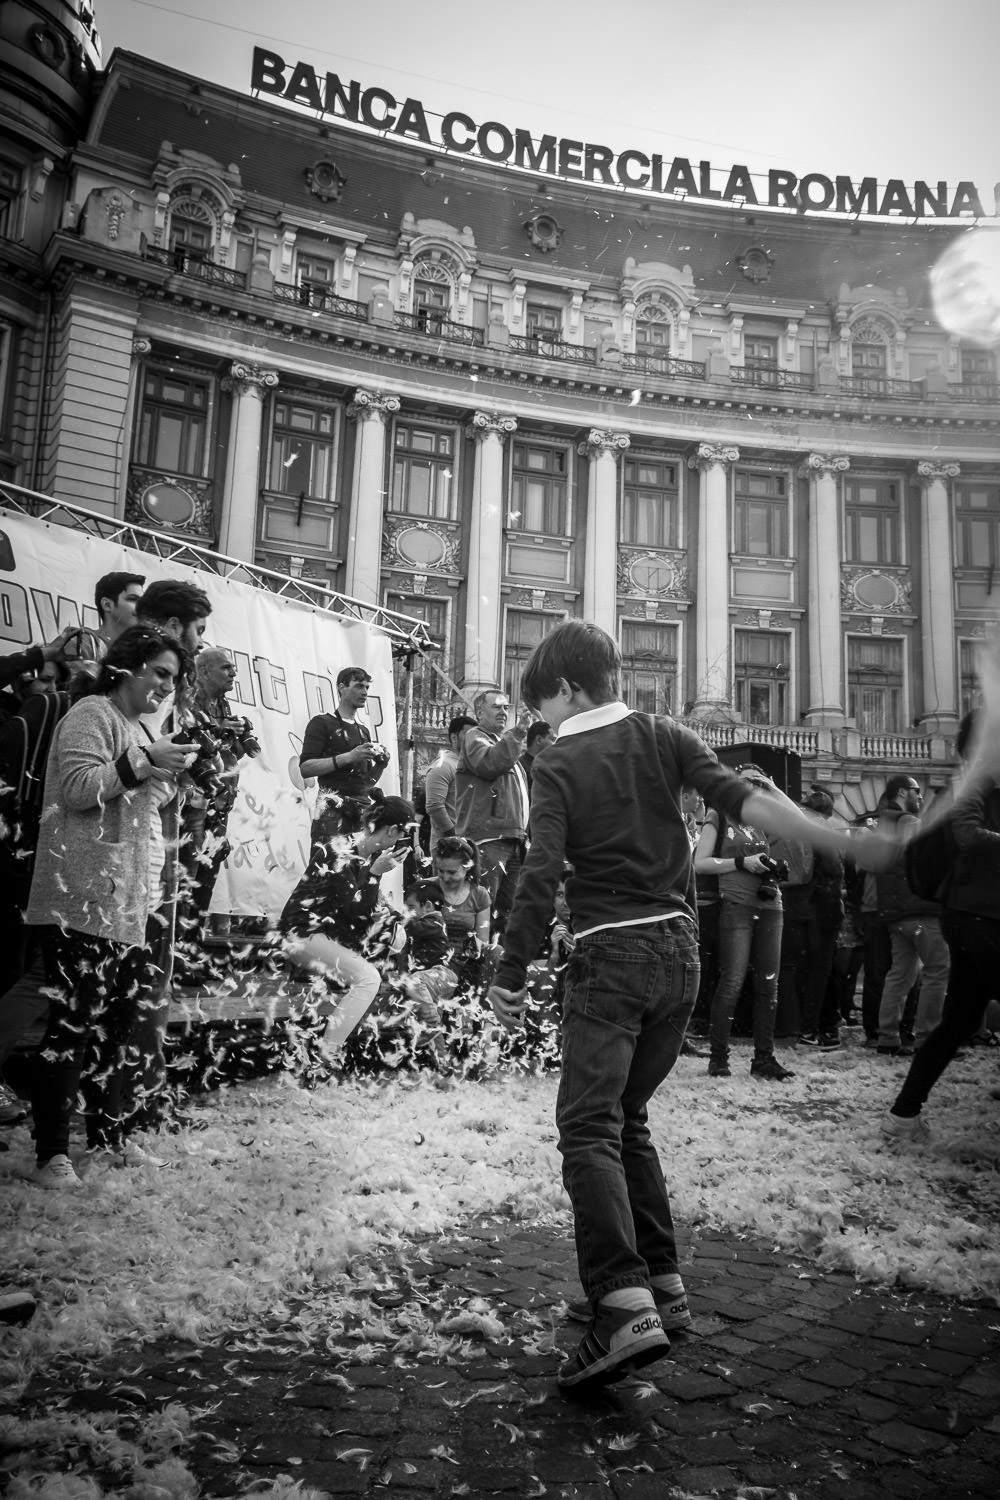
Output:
[487, 984, 528, 1031]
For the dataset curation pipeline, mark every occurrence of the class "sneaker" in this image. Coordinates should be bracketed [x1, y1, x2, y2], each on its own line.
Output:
[85, 1141, 168, 1169]
[0, 1292, 37, 1326]
[750, 1056, 795, 1081]
[680, 1039, 708, 1059]
[0, 1082, 29, 1125]
[798, 1032, 820, 1047]
[819, 1032, 842, 1051]
[881, 1110, 931, 1142]
[557, 1301, 671, 1389]
[33, 1154, 84, 1190]
[707, 1057, 731, 1077]
[877, 1044, 914, 1057]
[566, 1287, 693, 1333]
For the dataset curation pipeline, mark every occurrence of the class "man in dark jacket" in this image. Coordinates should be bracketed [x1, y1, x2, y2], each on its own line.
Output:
[455, 689, 531, 936]
[884, 710, 1000, 1138]
[874, 774, 949, 1055]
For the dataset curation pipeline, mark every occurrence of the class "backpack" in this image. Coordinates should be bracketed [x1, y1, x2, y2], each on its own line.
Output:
[903, 813, 958, 903]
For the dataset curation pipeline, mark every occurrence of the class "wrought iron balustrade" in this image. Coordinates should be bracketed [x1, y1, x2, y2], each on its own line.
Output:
[392, 311, 484, 346]
[144, 246, 246, 289]
[273, 281, 368, 320]
[950, 380, 999, 403]
[619, 352, 706, 381]
[730, 362, 815, 391]
[839, 374, 922, 399]
[510, 334, 597, 365]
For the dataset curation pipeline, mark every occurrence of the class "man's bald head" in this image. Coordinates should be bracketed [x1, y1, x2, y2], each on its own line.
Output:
[196, 648, 236, 700]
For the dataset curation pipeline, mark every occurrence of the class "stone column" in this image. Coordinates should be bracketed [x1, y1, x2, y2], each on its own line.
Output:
[463, 411, 517, 692]
[117, 336, 151, 511]
[580, 430, 630, 634]
[345, 389, 400, 603]
[801, 453, 850, 726]
[916, 460, 961, 733]
[687, 443, 739, 716]
[218, 361, 279, 561]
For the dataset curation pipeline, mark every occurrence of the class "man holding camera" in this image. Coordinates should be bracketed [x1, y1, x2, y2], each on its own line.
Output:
[298, 667, 390, 843]
[175, 649, 261, 979]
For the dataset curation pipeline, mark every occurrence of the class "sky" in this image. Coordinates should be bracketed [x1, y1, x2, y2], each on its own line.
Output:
[93, 0, 998, 210]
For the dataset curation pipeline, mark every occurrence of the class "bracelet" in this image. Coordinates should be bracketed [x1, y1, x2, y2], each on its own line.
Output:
[734, 854, 745, 871]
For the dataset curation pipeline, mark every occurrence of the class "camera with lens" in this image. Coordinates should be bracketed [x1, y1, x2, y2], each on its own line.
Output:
[173, 723, 225, 793]
[224, 715, 261, 758]
[756, 854, 789, 902]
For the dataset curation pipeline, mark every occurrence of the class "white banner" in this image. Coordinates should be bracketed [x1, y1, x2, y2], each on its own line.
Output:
[0, 510, 398, 918]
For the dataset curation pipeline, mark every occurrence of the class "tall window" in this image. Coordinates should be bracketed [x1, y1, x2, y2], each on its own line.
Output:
[844, 478, 901, 563]
[620, 457, 678, 548]
[734, 470, 788, 556]
[268, 399, 336, 501]
[954, 482, 1000, 568]
[413, 268, 452, 332]
[0, 158, 20, 240]
[509, 442, 568, 534]
[734, 630, 789, 726]
[745, 335, 778, 366]
[385, 593, 449, 713]
[296, 252, 336, 306]
[135, 369, 211, 476]
[168, 203, 212, 269]
[620, 621, 677, 714]
[851, 338, 888, 394]
[959, 640, 981, 718]
[635, 303, 672, 367]
[390, 423, 455, 519]
[524, 303, 563, 354]
[847, 637, 904, 733]
[504, 610, 559, 706]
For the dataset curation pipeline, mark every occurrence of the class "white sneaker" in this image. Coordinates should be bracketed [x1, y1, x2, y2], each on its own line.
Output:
[0, 1082, 29, 1124]
[120, 1140, 168, 1168]
[881, 1111, 931, 1142]
[33, 1154, 84, 1189]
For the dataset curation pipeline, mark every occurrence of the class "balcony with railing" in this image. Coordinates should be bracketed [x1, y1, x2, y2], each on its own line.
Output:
[949, 379, 999, 404]
[273, 280, 368, 320]
[838, 374, 923, 399]
[619, 352, 707, 381]
[392, 310, 485, 346]
[730, 360, 815, 391]
[509, 333, 597, 365]
[143, 245, 247, 289]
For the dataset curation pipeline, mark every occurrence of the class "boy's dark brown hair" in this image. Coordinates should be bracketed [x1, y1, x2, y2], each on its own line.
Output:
[520, 621, 620, 711]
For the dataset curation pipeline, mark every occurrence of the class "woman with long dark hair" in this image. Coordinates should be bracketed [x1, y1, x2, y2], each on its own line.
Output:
[279, 788, 415, 1059]
[24, 626, 194, 1187]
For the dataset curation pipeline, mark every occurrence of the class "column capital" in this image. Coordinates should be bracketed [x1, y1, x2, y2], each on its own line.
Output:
[348, 388, 401, 421]
[223, 361, 280, 399]
[131, 337, 151, 358]
[687, 442, 739, 471]
[469, 411, 518, 441]
[800, 452, 850, 478]
[916, 460, 961, 487]
[578, 429, 630, 458]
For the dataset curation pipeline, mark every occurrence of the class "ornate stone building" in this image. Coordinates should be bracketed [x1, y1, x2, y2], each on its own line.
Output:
[2, 7, 999, 811]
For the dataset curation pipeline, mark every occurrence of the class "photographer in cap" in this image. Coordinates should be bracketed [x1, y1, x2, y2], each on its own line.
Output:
[299, 667, 390, 843]
[175, 648, 261, 974]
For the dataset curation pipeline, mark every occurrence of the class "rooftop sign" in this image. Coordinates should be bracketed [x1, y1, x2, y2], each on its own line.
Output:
[250, 48, 990, 221]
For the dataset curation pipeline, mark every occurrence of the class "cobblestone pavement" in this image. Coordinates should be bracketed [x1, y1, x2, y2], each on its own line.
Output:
[21, 1216, 1000, 1499]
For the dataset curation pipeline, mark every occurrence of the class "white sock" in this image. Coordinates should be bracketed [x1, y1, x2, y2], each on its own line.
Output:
[650, 1273, 685, 1298]
[600, 1286, 656, 1312]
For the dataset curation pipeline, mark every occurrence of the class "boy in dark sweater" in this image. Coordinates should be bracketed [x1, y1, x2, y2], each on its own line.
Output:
[488, 620, 883, 1391]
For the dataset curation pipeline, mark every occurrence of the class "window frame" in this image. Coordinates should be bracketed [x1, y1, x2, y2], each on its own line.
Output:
[133, 366, 215, 479]
[508, 439, 571, 537]
[619, 618, 679, 716]
[846, 633, 906, 734]
[733, 628, 791, 727]
[502, 606, 565, 707]
[389, 418, 459, 522]
[266, 395, 341, 504]
[844, 476, 902, 564]
[733, 468, 790, 558]
[954, 481, 1000, 570]
[620, 455, 680, 549]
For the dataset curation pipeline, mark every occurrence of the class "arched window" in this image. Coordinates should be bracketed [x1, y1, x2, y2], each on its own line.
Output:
[850, 316, 893, 395]
[412, 260, 454, 332]
[167, 197, 214, 271]
[635, 298, 675, 370]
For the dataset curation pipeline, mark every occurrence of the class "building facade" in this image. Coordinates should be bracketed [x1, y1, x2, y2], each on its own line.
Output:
[2, 7, 999, 813]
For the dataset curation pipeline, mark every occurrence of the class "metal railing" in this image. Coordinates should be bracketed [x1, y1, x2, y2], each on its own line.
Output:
[392, 311, 485, 346]
[839, 374, 923, 399]
[730, 362, 815, 391]
[509, 334, 597, 365]
[620, 352, 707, 381]
[273, 281, 368, 320]
[144, 246, 247, 289]
[950, 380, 999, 403]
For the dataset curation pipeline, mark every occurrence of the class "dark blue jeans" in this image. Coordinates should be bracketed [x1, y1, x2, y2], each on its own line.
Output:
[710, 900, 782, 1060]
[556, 919, 699, 1305]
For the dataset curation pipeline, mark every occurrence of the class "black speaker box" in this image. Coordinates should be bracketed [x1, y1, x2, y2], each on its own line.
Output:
[715, 742, 802, 804]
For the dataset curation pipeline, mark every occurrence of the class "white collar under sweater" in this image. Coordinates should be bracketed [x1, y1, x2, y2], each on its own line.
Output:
[556, 702, 633, 739]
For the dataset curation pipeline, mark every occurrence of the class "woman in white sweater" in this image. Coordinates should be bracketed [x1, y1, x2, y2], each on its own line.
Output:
[25, 626, 195, 1188]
